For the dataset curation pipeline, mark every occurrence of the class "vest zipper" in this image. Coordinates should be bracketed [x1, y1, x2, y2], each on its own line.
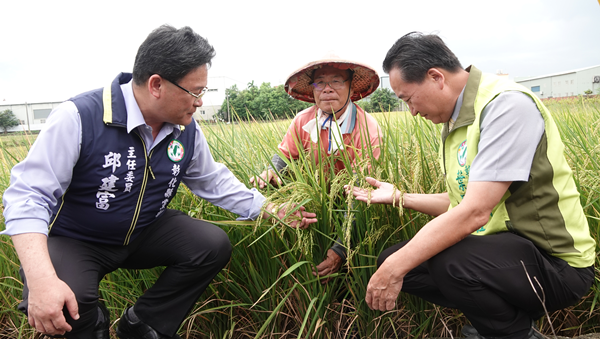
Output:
[123, 135, 154, 245]
[148, 165, 156, 179]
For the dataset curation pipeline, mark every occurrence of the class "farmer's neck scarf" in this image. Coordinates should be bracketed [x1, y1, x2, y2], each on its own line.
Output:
[302, 103, 357, 154]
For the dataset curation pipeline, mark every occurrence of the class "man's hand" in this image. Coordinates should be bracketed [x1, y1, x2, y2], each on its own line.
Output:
[264, 203, 317, 229]
[26, 275, 79, 336]
[365, 262, 404, 311]
[250, 169, 282, 189]
[346, 177, 402, 207]
[313, 249, 343, 284]
[11, 233, 79, 336]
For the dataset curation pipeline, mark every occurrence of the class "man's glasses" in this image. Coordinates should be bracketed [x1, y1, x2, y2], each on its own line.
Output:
[311, 79, 348, 91]
[160, 76, 208, 100]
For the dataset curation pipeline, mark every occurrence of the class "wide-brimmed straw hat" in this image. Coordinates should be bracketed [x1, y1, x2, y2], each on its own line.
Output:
[284, 53, 380, 103]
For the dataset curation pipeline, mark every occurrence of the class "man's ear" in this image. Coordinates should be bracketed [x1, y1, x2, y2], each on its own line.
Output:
[147, 74, 163, 99]
[428, 68, 445, 89]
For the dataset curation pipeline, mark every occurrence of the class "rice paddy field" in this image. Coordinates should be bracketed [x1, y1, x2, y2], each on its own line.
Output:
[0, 97, 599, 338]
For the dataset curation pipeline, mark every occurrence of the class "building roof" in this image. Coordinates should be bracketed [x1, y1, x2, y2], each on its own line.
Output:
[0, 100, 64, 107]
[516, 64, 600, 82]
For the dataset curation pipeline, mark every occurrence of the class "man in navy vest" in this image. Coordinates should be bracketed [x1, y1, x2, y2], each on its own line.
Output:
[1, 25, 317, 339]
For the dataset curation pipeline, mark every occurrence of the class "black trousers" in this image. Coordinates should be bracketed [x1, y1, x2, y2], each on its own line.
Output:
[19, 209, 232, 338]
[378, 232, 594, 339]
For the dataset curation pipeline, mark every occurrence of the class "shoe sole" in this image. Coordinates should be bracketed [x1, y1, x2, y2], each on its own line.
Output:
[115, 329, 136, 339]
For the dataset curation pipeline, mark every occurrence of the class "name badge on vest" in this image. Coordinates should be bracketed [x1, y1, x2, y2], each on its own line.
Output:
[167, 140, 185, 162]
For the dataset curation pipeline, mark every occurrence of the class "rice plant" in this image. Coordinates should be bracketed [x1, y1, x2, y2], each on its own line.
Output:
[0, 97, 599, 338]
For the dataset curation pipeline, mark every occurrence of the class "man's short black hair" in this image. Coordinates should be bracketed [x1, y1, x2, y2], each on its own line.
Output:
[133, 25, 216, 85]
[382, 32, 462, 83]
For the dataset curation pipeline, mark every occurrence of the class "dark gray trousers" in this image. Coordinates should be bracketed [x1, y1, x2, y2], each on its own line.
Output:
[378, 232, 594, 339]
[19, 209, 232, 338]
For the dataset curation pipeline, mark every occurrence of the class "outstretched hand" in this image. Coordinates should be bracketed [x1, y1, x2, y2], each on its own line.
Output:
[264, 203, 317, 229]
[345, 177, 403, 207]
[250, 169, 282, 189]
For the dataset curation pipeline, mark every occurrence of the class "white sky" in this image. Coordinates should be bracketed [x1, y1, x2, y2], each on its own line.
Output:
[1, 0, 599, 104]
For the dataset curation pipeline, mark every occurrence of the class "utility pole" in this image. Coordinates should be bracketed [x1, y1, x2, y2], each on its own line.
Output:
[25, 102, 31, 131]
[226, 92, 230, 124]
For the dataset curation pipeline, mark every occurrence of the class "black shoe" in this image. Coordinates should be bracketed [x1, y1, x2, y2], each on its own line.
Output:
[93, 302, 111, 339]
[461, 322, 544, 339]
[116, 307, 181, 339]
[461, 324, 479, 338]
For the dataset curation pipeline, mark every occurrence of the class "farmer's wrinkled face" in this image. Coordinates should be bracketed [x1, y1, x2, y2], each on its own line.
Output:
[389, 67, 451, 124]
[312, 66, 353, 115]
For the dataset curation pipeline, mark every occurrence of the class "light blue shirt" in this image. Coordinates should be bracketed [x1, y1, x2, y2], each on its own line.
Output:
[2, 81, 266, 236]
[450, 89, 545, 182]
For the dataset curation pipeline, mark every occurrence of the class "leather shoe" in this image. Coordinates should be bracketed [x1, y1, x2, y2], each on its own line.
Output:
[461, 324, 479, 338]
[461, 322, 544, 339]
[116, 307, 181, 339]
[94, 302, 110, 339]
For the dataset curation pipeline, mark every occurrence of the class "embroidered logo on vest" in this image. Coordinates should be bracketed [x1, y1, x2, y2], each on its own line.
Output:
[167, 140, 185, 162]
[457, 140, 467, 167]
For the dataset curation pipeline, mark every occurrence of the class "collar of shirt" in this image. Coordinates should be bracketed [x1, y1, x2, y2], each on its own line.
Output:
[302, 102, 356, 141]
[120, 80, 182, 139]
[449, 86, 466, 130]
[301, 103, 357, 154]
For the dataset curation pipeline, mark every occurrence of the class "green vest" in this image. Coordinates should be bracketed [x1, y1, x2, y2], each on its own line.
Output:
[440, 66, 595, 268]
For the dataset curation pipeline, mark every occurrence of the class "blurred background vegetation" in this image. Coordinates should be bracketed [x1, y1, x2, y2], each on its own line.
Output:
[217, 82, 401, 122]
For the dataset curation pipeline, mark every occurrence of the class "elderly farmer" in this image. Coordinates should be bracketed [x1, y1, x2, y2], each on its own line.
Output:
[348, 32, 595, 339]
[1, 25, 317, 339]
[250, 54, 382, 283]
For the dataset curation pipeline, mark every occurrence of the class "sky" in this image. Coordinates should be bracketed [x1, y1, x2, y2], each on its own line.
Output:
[1, 0, 599, 104]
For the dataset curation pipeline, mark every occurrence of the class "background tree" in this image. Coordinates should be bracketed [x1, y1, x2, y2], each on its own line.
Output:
[0, 109, 20, 133]
[218, 82, 311, 121]
[357, 88, 400, 113]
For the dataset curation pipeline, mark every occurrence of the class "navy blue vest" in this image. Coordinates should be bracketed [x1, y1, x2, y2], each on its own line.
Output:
[49, 73, 196, 245]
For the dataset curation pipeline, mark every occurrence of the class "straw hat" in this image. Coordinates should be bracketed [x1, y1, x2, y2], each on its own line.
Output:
[284, 53, 380, 103]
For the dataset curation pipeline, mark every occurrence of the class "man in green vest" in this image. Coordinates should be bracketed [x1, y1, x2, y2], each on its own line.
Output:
[348, 32, 596, 339]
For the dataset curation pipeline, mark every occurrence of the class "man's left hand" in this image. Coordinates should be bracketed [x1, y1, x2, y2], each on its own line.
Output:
[365, 262, 404, 311]
[313, 249, 343, 284]
[346, 177, 403, 207]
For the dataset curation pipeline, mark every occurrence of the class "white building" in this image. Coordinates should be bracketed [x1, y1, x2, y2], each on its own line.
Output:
[515, 65, 600, 99]
[0, 101, 62, 132]
[0, 75, 244, 131]
[194, 76, 245, 122]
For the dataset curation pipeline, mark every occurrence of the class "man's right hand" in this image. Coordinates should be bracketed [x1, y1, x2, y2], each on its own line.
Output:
[26, 275, 79, 336]
[11, 233, 79, 336]
[250, 169, 282, 189]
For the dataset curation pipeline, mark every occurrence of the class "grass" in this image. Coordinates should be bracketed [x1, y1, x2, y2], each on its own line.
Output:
[0, 97, 599, 338]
